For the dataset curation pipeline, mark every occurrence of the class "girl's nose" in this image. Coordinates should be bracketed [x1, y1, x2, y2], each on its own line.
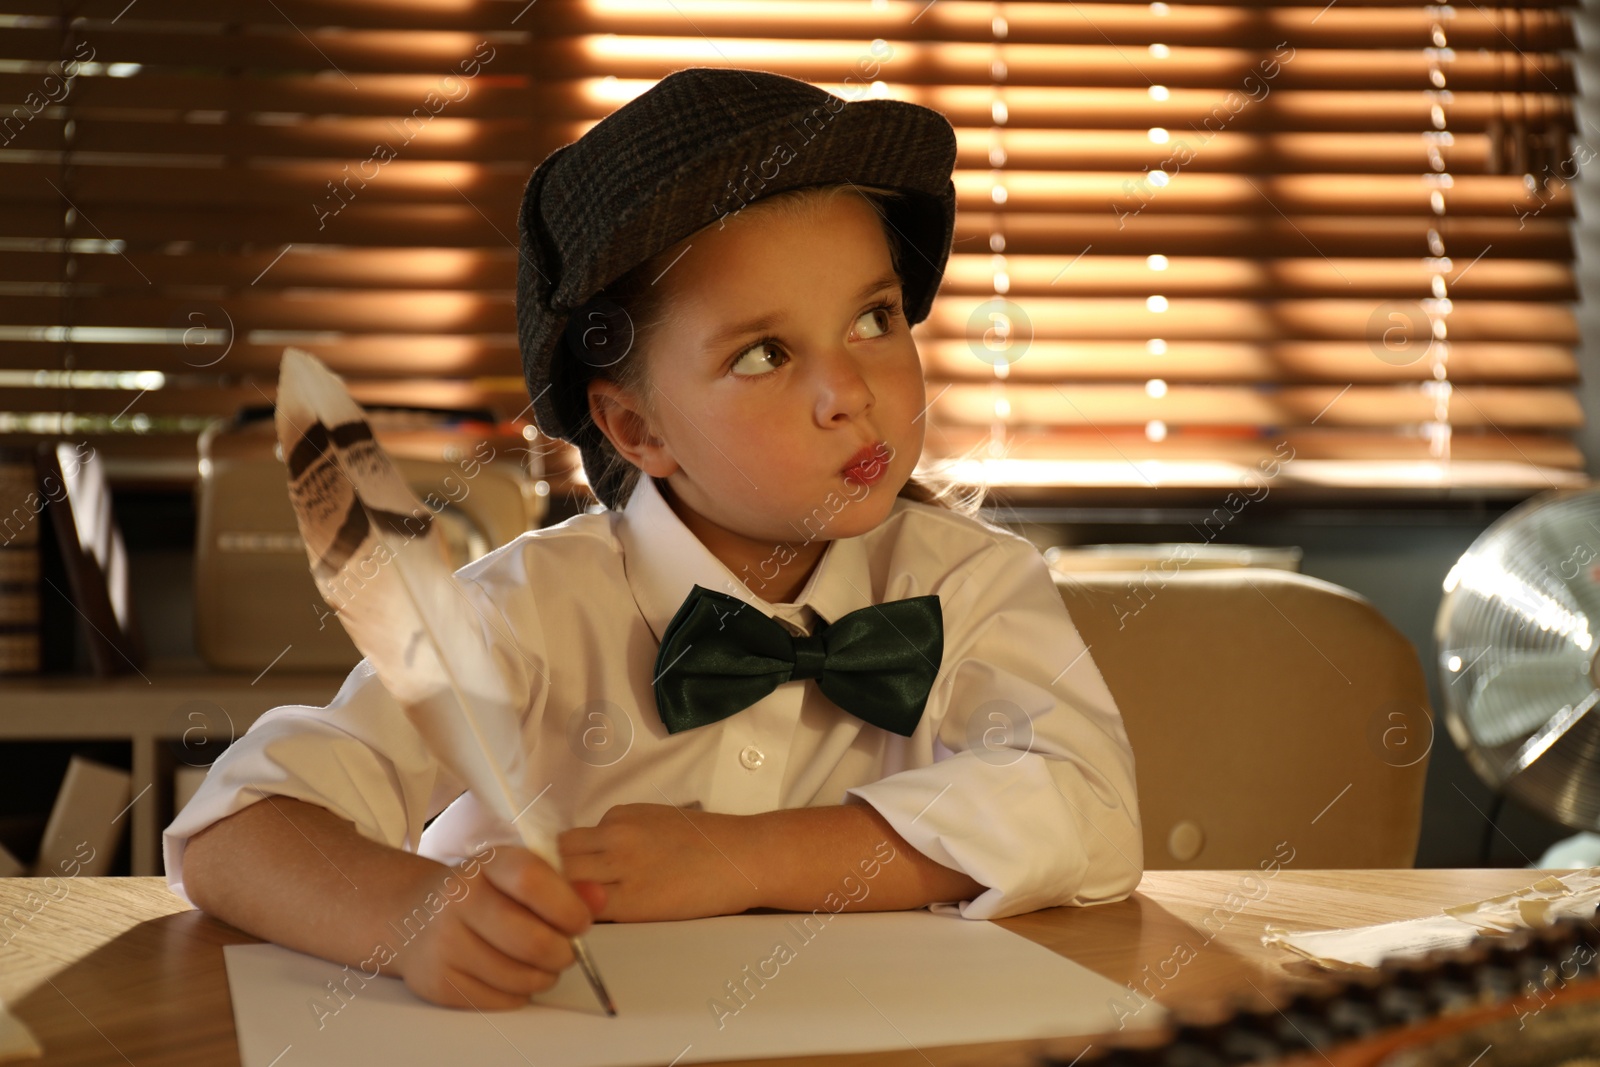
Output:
[813, 344, 874, 424]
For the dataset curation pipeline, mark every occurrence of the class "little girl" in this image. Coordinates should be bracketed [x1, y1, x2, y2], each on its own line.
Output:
[167, 66, 1142, 1013]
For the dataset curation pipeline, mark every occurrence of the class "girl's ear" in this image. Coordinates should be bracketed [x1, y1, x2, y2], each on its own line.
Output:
[587, 378, 677, 478]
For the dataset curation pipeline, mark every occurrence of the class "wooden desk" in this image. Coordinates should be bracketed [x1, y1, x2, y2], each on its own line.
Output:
[0, 868, 1562, 1067]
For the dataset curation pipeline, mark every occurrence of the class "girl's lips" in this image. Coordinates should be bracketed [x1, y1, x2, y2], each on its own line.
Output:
[842, 440, 890, 483]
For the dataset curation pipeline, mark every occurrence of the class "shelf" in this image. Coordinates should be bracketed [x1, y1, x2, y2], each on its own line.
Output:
[0, 663, 351, 876]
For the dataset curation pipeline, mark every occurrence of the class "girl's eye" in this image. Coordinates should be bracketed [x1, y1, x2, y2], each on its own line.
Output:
[730, 340, 786, 377]
[855, 300, 898, 339]
[729, 300, 896, 379]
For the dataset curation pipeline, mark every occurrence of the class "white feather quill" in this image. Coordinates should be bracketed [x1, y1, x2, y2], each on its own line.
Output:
[273, 346, 615, 1013]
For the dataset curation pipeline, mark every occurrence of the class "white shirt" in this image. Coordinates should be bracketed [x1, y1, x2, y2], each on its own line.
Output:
[164, 473, 1143, 920]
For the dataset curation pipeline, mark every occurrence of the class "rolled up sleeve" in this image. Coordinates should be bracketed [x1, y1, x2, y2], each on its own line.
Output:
[161, 660, 471, 906]
[844, 536, 1144, 920]
[161, 538, 557, 905]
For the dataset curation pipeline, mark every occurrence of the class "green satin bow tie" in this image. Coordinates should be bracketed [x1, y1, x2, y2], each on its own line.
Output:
[652, 584, 943, 737]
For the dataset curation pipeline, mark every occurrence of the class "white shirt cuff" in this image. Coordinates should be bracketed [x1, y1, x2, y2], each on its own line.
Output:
[843, 750, 1141, 920]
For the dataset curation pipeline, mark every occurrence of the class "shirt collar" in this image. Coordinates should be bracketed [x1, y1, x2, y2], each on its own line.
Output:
[616, 473, 877, 642]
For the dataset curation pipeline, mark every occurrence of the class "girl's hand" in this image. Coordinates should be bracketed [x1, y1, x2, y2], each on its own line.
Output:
[557, 803, 761, 922]
[387, 847, 604, 1010]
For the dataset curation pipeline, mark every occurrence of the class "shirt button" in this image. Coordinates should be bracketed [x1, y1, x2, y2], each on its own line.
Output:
[739, 745, 765, 770]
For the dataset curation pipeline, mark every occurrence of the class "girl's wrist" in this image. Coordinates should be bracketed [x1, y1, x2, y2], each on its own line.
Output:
[734, 807, 848, 913]
[710, 810, 774, 913]
[366, 850, 458, 977]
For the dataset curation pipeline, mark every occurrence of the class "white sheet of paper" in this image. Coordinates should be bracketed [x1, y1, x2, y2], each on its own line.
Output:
[226, 911, 1160, 1067]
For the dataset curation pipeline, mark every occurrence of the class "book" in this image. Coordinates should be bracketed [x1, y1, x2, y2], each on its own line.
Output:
[35, 755, 130, 877]
[35, 442, 143, 678]
[0, 445, 40, 676]
[173, 765, 209, 817]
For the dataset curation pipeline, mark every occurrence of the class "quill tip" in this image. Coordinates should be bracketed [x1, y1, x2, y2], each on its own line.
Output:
[572, 935, 617, 1016]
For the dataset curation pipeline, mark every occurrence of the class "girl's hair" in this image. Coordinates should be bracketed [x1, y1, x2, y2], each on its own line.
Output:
[576, 182, 990, 520]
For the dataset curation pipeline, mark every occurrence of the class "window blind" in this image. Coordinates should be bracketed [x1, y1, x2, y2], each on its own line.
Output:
[0, 0, 1586, 502]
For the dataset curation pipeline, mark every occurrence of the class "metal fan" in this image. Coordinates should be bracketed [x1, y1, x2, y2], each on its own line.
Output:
[1436, 486, 1600, 832]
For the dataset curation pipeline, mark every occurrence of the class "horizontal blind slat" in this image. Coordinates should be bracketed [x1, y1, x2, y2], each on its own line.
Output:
[920, 342, 1578, 383]
[0, 296, 1571, 344]
[0, 159, 1562, 218]
[930, 384, 1584, 429]
[2, 208, 1565, 253]
[0, 381, 1572, 433]
[0, 250, 1570, 299]
[0, 339, 1572, 383]
[4, 0, 1574, 48]
[0, 32, 1572, 88]
[0, 84, 1572, 133]
[951, 216, 1570, 257]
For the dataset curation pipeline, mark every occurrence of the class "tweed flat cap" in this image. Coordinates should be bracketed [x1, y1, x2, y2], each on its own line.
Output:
[514, 66, 958, 506]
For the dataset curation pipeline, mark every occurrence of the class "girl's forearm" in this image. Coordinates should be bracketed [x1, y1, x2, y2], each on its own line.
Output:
[737, 802, 985, 913]
[180, 794, 447, 973]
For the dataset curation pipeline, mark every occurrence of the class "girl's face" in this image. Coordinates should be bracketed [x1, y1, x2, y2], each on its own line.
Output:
[590, 191, 928, 599]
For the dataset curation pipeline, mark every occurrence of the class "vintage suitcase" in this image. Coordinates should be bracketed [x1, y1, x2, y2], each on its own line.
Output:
[195, 407, 545, 672]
